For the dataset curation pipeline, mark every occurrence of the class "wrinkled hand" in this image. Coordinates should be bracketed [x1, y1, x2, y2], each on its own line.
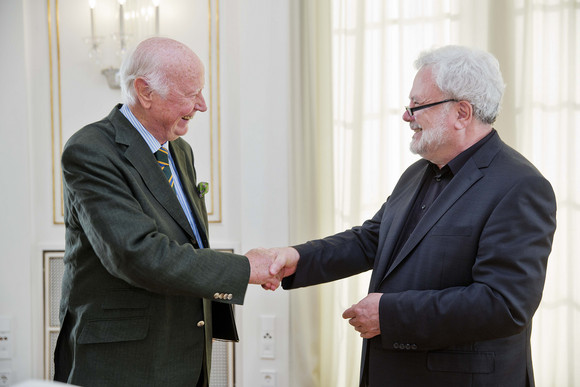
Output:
[263, 247, 300, 290]
[245, 248, 282, 290]
[342, 293, 382, 339]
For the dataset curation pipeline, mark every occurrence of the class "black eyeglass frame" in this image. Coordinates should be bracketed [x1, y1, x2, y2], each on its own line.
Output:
[405, 99, 458, 117]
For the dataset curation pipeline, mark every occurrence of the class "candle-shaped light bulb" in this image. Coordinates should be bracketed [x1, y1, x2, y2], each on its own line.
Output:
[151, 0, 161, 35]
[153, 0, 160, 35]
[118, 0, 125, 49]
[88, 0, 96, 43]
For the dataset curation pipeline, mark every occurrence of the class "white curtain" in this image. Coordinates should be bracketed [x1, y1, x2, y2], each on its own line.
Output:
[289, 0, 579, 386]
[512, 1, 580, 386]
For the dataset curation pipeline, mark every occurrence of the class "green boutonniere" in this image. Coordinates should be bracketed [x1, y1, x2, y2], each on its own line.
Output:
[197, 182, 209, 198]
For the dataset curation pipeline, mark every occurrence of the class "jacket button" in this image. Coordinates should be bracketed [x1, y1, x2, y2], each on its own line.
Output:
[214, 293, 220, 299]
[411, 344, 417, 350]
[197, 320, 205, 327]
[393, 343, 399, 349]
[227, 294, 233, 300]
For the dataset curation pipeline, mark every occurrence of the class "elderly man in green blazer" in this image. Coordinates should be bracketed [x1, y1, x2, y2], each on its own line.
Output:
[54, 37, 276, 386]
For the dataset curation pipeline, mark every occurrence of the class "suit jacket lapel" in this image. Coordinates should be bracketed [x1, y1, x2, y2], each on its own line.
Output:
[383, 158, 484, 280]
[374, 130, 505, 286]
[369, 166, 428, 290]
[387, 133, 503, 278]
[110, 107, 196, 240]
[169, 141, 209, 241]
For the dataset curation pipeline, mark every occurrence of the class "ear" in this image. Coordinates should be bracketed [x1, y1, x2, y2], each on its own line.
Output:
[134, 77, 154, 109]
[454, 100, 473, 130]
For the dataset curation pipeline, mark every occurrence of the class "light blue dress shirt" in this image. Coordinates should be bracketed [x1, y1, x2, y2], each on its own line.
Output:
[120, 104, 205, 248]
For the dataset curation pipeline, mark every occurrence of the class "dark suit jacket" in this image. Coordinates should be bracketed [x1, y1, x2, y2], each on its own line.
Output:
[283, 132, 557, 387]
[54, 105, 250, 386]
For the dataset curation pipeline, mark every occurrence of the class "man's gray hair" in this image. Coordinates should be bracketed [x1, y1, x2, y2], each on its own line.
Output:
[119, 43, 170, 106]
[415, 45, 505, 124]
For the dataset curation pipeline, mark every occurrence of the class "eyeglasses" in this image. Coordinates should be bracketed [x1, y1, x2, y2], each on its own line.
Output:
[405, 99, 458, 117]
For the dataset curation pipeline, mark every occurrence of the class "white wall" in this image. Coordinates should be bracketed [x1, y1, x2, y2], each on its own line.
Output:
[235, 1, 291, 386]
[0, 1, 34, 383]
[0, 0, 291, 386]
[223, 1, 291, 386]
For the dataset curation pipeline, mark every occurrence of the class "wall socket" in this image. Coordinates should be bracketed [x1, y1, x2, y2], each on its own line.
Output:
[260, 315, 275, 359]
[0, 317, 11, 360]
[0, 370, 11, 387]
[260, 370, 276, 387]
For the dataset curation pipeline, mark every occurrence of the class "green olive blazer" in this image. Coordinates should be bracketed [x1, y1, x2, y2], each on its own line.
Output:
[54, 105, 250, 386]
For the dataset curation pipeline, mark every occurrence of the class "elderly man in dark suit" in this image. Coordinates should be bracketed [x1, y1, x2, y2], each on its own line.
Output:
[268, 46, 557, 386]
[54, 37, 277, 386]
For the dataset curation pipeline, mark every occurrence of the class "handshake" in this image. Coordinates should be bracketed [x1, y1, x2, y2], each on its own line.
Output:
[244, 246, 382, 339]
[245, 247, 300, 290]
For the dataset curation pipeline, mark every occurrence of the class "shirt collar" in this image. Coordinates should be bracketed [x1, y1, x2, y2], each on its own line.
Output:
[446, 129, 497, 175]
[119, 104, 166, 153]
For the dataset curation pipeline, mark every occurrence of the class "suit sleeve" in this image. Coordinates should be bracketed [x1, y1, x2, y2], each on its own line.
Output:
[62, 135, 250, 304]
[378, 174, 557, 350]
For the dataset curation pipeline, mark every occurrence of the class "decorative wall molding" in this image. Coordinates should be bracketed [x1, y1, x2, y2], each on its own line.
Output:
[47, 0, 223, 224]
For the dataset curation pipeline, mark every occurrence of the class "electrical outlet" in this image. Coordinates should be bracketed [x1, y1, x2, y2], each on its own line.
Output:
[260, 370, 276, 387]
[260, 315, 275, 359]
[0, 370, 11, 387]
[0, 317, 11, 360]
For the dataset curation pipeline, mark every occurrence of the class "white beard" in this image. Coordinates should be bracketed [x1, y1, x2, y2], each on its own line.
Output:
[409, 110, 451, 157]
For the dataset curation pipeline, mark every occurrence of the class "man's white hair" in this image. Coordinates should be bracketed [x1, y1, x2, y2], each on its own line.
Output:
[119, 38, 173, 106]
[415, 45, 505, 124]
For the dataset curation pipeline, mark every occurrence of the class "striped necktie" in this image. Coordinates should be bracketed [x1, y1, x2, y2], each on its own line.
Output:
[154, 147, 175, 191]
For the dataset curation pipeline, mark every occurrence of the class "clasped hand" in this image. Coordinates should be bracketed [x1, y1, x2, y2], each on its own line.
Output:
[245, 247, 299, 291]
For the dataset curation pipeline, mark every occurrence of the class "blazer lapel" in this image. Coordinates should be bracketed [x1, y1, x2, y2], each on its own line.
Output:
[110, 108, 196, 239]
[369, 166, 428, 291]
[169, 141, 209, 241]
[372, 131, 503, 288]
[384, 158, 484, 279]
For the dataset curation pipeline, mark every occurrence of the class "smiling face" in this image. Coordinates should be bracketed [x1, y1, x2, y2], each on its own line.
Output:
[403, 67, 456, 165]
[130, 39, 208, 144]
[148, 60, 207, 143]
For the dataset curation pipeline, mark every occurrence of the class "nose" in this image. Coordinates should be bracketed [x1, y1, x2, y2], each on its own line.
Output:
[195, 92, 207, 112]
[403, 109, 413, 122]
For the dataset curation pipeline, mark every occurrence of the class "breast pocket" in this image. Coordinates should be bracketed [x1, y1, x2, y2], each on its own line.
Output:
[428, 225, 477, 286]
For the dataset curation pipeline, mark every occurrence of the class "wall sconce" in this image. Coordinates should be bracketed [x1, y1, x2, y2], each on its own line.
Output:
[84, 0, 160, 89]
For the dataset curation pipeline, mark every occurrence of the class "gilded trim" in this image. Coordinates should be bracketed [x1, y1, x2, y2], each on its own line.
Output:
[56, 0, 64, 222]
[216, 0, 223, 224]
[208, 0, 223, 223]
[50, 1, 222, 224]
[48, 0, 55, 223]
[208, 0, 214, 217]
[49, 0, 64, 224]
